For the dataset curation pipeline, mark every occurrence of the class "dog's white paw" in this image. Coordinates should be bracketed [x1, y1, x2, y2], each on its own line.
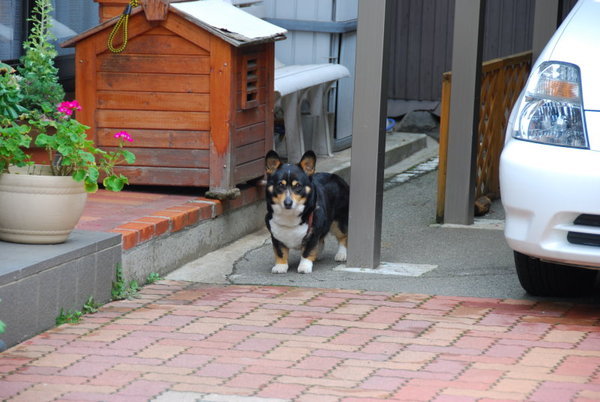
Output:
[335, 245, 347, 262]
[297, 258, 313, 274]
[272, 263, 289, 274]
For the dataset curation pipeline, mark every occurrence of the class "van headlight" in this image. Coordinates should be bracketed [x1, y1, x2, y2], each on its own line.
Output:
[512, 61, 588, 149]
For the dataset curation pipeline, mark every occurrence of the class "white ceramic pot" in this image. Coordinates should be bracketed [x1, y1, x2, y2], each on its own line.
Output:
[0, 165, 87, 244]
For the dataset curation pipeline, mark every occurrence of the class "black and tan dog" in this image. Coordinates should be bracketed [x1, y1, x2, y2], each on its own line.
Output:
[264, 150, 349, 274]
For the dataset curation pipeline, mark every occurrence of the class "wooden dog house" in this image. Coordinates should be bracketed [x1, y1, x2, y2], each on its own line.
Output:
[62, 0, 286, 197]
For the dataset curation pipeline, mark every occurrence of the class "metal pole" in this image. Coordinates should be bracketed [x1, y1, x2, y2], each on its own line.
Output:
[347, 0, 392, 268]
[443, 0, 486, 225]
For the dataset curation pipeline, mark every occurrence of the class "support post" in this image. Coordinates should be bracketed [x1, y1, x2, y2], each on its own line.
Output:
[443, 0, 486, 225]
[346, 0, 392, 268]
[532, 0, 560, 64]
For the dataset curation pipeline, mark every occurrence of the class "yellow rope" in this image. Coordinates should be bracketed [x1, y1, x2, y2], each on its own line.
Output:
[107, 0, 140, 53]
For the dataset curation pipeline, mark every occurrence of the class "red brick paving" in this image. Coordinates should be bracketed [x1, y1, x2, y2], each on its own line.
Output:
[1, 282, 600, 401]
[76, 185, 264, 250]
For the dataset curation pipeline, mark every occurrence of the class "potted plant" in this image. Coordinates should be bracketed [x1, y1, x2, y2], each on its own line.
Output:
[0, 0, 136, 244]
[0, 101, 134, 244]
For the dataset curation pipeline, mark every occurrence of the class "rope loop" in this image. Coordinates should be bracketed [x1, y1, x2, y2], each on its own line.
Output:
[107, 0, 140, 53]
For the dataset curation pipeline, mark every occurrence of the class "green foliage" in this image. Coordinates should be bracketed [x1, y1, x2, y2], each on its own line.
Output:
[0, 123, 32, 173]
[0, 63, 27, 123]
[55, 296, 101, 326]
[55, 308, 83, 325]
[1, 0, 135, 193]
[30, 105, 135, 193]
[82, 296, 101, 314]
[0, 298, 5, 334]
[146, 272, 163, 284]
[17, 0, 64, 113]
[111, 264, 139, 300]
[0, 63, 32, 174]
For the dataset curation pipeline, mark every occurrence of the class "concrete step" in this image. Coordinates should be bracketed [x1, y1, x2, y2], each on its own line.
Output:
[0, 231, 121, 349]
[318, 132, 430, 183]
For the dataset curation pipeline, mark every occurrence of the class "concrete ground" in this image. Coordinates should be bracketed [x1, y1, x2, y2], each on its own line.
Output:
[168, 142, 599, 303]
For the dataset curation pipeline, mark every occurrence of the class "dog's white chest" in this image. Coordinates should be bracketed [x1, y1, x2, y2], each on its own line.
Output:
[269, 211, 308, 250]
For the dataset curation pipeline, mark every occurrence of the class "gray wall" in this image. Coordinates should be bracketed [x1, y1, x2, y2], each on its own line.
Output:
[387, 0, 578, 103]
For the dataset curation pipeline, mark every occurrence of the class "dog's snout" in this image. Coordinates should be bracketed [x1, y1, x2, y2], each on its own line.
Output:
[283, 197, 293, 209]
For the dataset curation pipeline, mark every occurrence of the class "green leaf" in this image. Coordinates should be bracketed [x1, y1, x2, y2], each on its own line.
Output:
[78, 151, 95, 164]
[122, 150, 136, 164]
[72, 169, 86, 182]
[84, 180, 98, 193]
[34, 133, 50, 147]
[82, 296, 100, 314]
[55, 308, 82, 326]
[146, 272, 162, 284]
[103, 175, 125, 192]
[86, 167, 99, 181]
[111, 264, 139, 300]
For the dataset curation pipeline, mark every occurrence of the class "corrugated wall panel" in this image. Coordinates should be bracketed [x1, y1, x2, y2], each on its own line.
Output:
[388, 0, 577, 102]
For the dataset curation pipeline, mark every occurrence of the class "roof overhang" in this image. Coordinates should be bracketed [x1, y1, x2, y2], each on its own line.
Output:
[62, 0, 286, 49]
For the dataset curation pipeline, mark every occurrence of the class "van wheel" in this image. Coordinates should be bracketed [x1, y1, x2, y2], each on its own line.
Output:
[513, 251, 597, 297]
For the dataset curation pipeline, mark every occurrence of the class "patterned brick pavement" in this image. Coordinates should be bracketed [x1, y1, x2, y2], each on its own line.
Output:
[1, 282, 600, 401]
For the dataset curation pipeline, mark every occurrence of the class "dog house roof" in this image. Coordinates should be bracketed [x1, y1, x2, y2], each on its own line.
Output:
[62, 0, 287, 48]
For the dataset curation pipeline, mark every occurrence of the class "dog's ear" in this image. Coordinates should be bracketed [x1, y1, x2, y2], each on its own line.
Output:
[265, 150, 282, 175]
[299, 150, 316, 176]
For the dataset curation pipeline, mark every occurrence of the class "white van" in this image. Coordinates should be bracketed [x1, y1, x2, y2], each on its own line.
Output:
[500, 0, 600, 296]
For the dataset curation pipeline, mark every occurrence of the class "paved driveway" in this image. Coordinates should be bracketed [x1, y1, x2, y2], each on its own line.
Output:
[1, 282, 599, 401]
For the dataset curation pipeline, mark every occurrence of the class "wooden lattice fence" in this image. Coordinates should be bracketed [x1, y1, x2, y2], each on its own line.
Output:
[436, 51, 532, 222]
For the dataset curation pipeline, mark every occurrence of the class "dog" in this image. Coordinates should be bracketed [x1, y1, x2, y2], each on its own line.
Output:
[264, 150, 350, 274]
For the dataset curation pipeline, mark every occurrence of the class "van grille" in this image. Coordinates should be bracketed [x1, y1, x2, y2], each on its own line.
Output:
[568, 214, 600, 247]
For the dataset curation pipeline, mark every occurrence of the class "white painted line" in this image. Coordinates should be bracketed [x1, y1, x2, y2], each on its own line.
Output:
[334, 261, 438, 277]
[431, 218, 505, 231]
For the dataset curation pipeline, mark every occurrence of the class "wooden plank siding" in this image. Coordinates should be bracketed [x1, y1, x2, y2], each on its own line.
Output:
[96, 128, 209, 149]
[74, 5, 277, 189]
[99, 5, 124, 22]
[96, 54, 210, 74]
[101, 147, 209, 168]
[232, 44, 275, 184]
[111, 166, 210, 186]
[93, 15, 213, 175]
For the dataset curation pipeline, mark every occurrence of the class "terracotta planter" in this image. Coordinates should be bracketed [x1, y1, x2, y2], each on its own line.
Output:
[26, 126, 54, 165]
[0, 165, 87, 244]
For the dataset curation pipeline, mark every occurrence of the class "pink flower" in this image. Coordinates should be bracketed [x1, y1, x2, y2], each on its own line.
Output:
[113, 131, 133, 142]
[57, 100, 82, 116]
